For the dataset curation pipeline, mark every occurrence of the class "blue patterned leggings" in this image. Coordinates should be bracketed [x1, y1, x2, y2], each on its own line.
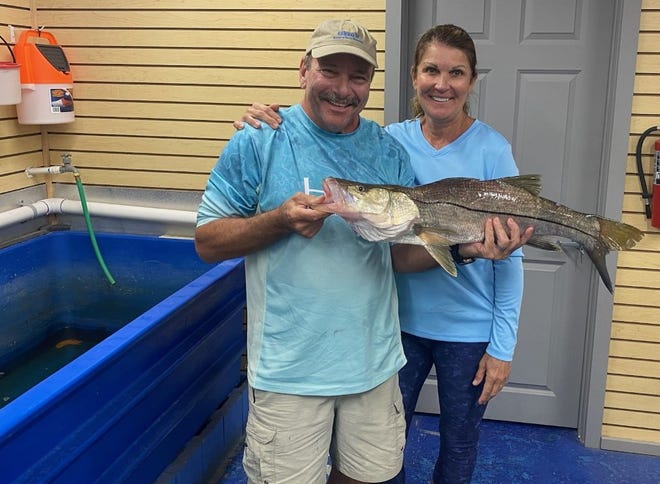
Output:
[386, 332, 489, 484]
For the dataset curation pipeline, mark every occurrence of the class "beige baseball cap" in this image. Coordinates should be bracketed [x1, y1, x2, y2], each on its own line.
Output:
[306, 19, 378, 67]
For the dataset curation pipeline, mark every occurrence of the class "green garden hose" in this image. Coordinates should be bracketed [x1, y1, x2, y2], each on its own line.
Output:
[74, 174, 116, 285]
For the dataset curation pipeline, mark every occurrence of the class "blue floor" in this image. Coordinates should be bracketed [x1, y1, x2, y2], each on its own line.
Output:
[218, 413, 660, 483]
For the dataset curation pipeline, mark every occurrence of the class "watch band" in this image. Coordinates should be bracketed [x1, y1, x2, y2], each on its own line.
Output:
[450, 244, 475, 265]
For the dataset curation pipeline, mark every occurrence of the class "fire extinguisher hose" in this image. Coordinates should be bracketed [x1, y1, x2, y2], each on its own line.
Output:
[635, 125, 660, 219]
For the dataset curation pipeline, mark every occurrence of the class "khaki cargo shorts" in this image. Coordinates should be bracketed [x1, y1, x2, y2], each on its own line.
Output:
[242, 374, 406, 483]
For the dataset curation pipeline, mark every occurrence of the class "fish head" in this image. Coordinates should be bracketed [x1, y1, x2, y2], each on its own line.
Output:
[318, 177, 420, 241]
[320, 178, 391, 219]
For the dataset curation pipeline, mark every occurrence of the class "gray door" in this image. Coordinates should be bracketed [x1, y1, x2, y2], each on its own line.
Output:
[388, 0, 616, 427]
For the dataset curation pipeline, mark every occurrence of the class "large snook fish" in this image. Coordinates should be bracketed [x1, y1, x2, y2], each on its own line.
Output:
[318, 175, 644, 294]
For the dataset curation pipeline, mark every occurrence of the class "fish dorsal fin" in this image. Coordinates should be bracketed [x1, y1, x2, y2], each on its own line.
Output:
[499, 174, 543, 197]
[415, 228, 458, 277]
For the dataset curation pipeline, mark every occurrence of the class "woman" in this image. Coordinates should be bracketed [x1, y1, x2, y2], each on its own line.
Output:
[235, 24, 528, 483]
[386, 24, 524, 483]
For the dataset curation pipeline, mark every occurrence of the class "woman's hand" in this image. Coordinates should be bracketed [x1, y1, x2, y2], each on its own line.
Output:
[233, 103, 282, 130]
[473, 353, 512, 405]
[459, 217, 534, 260]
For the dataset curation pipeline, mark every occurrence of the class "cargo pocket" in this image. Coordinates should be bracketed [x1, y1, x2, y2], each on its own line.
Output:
[243, 416, 277, 483]
[393, 397, 406, 455]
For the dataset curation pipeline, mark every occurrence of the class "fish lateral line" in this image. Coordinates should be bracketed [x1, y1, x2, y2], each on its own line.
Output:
[426, 201, 619, 247]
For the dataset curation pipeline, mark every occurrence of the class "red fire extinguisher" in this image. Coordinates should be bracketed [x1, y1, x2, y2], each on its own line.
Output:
[653, 139, 660, 229]
[636, 125, 660, 228]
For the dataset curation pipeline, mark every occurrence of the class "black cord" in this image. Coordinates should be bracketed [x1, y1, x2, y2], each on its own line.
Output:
[0, 34, 16, 63]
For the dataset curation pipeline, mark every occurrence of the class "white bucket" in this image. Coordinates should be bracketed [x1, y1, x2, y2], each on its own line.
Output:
[17, 83, 74, 124]
[0, 62, 21, 105]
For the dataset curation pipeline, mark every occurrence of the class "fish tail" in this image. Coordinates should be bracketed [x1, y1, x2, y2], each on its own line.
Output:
[584, 242, 614, 294]
[584, 217, 642, 294]
[595, 216, 643, 250]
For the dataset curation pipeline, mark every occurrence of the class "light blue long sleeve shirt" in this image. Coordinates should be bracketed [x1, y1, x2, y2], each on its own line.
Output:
[386, 119, 524, 361]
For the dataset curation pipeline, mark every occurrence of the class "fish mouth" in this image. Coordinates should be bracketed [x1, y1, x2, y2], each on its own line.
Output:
[321, 177, 343, 203]
[315, 177, 347, 210]
[313, 178, 362, 220]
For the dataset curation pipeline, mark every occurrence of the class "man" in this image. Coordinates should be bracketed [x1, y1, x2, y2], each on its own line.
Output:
[196, 19, 410, 483]
[196, 19, 527, 484]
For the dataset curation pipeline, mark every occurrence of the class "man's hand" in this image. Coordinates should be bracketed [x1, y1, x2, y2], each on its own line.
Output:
[459, 217, 534, 260]
[233, 103, 282, 130]
[281, 192, 331, 238]
[473, 353, 512, 405]
[195, 192, 329, 262]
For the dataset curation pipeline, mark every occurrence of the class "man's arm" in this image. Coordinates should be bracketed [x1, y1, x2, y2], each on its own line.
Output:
[195, 192, 330, 263]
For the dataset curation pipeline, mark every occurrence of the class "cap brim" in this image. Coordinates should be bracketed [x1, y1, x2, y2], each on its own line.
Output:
[310, 45, 378, 68]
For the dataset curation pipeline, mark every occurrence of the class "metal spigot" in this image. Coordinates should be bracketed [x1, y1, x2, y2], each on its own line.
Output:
[25, 153, 79, 178]
[60, 153, 79, 175]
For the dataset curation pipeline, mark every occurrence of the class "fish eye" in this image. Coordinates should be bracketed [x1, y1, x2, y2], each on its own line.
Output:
[357, 185, 366, 192]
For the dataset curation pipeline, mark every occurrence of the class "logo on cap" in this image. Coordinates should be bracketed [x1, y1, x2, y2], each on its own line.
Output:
[306, 20, 378, 67]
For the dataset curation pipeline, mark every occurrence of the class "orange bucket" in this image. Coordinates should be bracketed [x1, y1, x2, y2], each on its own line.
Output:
[13, 29, 74, 124]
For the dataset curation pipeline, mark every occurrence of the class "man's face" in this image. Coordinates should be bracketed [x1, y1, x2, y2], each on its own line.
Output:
[299, 53, 374, 134]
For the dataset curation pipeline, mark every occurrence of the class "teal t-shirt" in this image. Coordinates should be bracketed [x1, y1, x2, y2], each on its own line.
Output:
[198, 105, 414, 395]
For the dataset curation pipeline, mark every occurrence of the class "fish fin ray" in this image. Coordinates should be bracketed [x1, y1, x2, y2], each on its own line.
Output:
[415, 226, 455, 245]
[424, 244, 457, 277]
[584, 242, 614, 294]
[416, 229, 457, 277]
[527, 236, 562, 251]
[499, 174, 543, 196]
[594, 216, 644, 250]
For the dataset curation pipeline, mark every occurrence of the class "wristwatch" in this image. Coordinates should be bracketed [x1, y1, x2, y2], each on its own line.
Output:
[450, 244, 475, 265]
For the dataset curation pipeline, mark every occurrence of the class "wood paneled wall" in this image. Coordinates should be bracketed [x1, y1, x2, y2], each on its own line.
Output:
[0, 0, 386, 195]
[0, 1, 41, 195]
[603, 0, 660, 446]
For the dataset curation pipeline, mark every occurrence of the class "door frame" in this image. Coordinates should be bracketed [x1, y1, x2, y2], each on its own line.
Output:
[384, 0, 642, 449]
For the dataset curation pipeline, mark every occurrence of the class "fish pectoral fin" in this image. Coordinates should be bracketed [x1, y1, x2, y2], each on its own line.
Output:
[423, 244, 458, 277]
[415, 226, 455, 245]
[415, 228, 457, 277]
[527, 236, 562, 251]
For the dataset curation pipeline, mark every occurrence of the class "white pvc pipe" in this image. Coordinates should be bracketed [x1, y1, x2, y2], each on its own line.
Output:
[0, 200, 55, 227]
[25, 166, 65, 178]
[0, 198, 197, 230]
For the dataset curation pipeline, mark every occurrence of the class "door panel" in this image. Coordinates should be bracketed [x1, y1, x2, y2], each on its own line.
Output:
[399, 0, 615, 427]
